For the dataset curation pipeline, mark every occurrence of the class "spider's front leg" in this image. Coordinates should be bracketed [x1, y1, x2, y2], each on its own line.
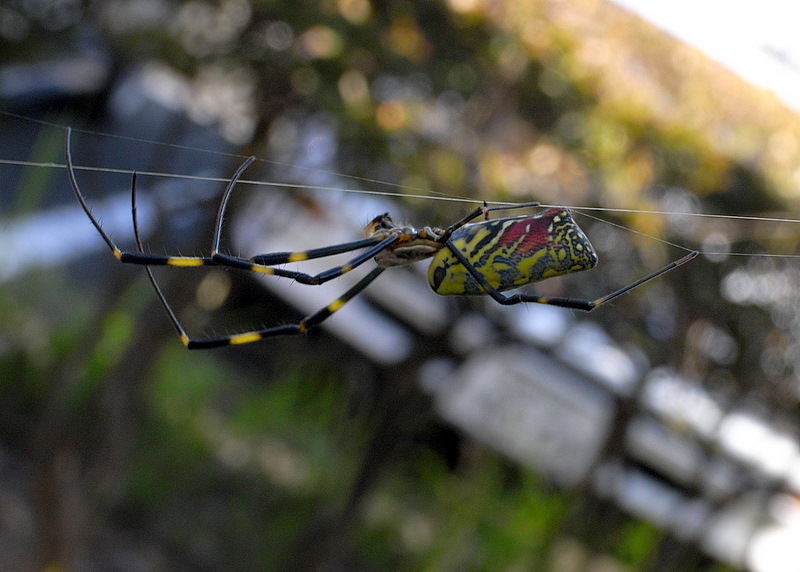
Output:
[437, 201, 541, 243]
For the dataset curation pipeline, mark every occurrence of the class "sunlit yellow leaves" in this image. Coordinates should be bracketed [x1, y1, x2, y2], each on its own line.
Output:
[196, 272, 231, 312]
[387, 17, 431, 63]
[527, 142, 562, 177]
[490, 36, 529, 81]
[446, 0, 488, 14]
[494, 0, 800, 204]
[337, 0, 371, 24]
[299, 25, 343, 59]
[376, 101, 408, 131]
[338, 69, 371, 117]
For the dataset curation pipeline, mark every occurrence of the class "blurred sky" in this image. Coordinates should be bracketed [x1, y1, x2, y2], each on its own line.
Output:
[612, 1, 800, 112]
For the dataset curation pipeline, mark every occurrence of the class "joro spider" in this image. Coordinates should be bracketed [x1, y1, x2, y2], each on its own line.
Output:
[67, 128, 697, 349]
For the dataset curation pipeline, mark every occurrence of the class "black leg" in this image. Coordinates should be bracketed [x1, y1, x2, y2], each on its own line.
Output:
[186, 267, 385, 348]
[130, 172, 388, 348]
[444, 237, 697, 310]
[67, 126, 395, 281]
[438, 201, 541, 242]
[212, 235, 397, 284]
[70, 127, 397, 348]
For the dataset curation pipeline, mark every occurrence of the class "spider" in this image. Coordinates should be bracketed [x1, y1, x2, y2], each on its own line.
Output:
[66, 128, 697, 349]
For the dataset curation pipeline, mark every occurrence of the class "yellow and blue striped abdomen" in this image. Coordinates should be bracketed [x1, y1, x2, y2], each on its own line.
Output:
[428, 208, 598, 295]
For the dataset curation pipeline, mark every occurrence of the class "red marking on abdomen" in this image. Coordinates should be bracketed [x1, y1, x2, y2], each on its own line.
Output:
[496, 209, 559, 255]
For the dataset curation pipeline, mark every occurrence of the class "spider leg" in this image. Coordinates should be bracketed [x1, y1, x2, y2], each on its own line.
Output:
[213, 236, 397, 284]
[67, 127, 218, 267]
[131, 171, 192, 345]
[251, 238, 387, 264]
[186, 267, 386, 349]
[130, 172, 388, 348]
[67, 127, 395, 281]
[188, 267, 385, 349]
[202, 143, 398, 283]
[443, 238, 698, 310]
[78, 129, 397, 349]
[438, 201, 541, 242]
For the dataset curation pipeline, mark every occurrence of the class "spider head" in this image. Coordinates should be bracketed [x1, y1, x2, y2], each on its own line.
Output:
[363, 212, 397, 237]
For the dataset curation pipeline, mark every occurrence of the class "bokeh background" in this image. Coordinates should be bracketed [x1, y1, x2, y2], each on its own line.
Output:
[3, 0, 800, 570]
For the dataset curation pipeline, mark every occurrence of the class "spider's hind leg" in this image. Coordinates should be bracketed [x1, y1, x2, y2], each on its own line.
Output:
[130, 169, 195, 347]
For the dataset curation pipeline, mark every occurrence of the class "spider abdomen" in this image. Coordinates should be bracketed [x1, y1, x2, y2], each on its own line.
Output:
[428, 208, 598, 296]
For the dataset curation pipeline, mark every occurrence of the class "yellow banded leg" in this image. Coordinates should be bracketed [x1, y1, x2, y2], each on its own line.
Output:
[250, 237, 385, 265]
[182, 267, 386, 349]
[212, 236, 397, 285]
